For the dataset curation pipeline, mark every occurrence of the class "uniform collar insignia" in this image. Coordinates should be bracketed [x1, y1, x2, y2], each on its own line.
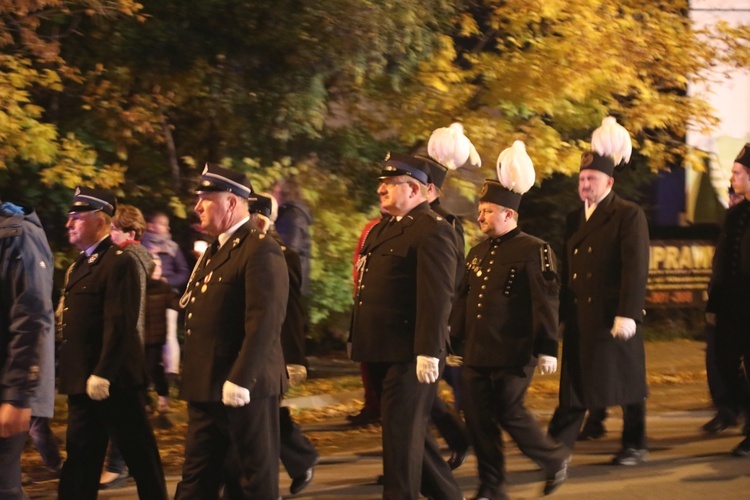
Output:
[88, 253, 100, 264]
[232, 237, 240, 247]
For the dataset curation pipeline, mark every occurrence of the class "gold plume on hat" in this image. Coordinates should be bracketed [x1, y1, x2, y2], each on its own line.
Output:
[427, 123, 482, 170]
[496, 140, 535, 195]
[591, 116, 632, 165]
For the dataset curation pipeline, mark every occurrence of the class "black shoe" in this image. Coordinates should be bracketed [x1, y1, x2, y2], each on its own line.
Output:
[346, 408, 380, 425]
[447, 445, 469, 470]
[732, 437, 750, 457]
[290, 459, 318, 495]
[543, 458, 568, 495]
[611, 448, 647, 466]
[99, 470, 130, 490]
[577, 425, 606, 441]
[702, 412, 738, 435]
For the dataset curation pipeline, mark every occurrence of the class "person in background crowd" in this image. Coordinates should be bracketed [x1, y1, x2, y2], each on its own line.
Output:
[144, 255, 179, 415]
[346, 215, 384, 427]
[450, 142, 569, 499]
[701, 185, 745, 436]
[349, 153, 463, 500]
[705, 143, 750, 456]
[176, 165, 288, 499]
[57, 188, 166, 500]
[273, 177, 313, 296]
[548, 118, 650, 467]
[142, 211, 186, 394]
[0, 199, 55, 499]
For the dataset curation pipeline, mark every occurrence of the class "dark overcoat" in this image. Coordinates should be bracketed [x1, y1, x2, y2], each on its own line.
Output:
[349, 202, 459, 362]
[180, 221, 289, 402]
[58, 237, 147, 395]
[451, 228, 560, 367]
[558, 191, 649, 408]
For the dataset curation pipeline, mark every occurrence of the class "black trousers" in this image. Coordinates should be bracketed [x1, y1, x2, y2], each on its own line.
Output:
[0, 431, 27, 499]
[280, 406, 319, 478]
[431, 396, 469, 453]
[369, 360, 463, 500]
[463, 366, 568, 500]
[176, 397, 280, 500]
[549, 400, 646, 451]
[58, 389, 167, 500]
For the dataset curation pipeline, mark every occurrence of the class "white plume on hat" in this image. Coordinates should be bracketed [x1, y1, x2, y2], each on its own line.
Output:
[496, 140, 535, 195]
[427, 122, 482, 170]
[591, 116, 632, 165]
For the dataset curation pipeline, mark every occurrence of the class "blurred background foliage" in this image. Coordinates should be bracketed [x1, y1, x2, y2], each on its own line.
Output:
[1, 0, 749, 339]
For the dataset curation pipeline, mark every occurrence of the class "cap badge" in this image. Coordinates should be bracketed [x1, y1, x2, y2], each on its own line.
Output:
[385, 165, 396, 172]
[384, 152, 391, 161]
[480, 183, 488, 198]
[581, 152, 594, 168]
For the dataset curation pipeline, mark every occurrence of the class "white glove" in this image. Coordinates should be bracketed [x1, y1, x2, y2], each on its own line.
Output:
[416, 355, 440, 384]
[222, 380, 251, 407]
[86, 375, 110, 401]
[705, 312, 716, 326]
[286, 364, 308, 386]
[538, 355, 558, 375]
[611, 316, 636, 340]
[446, 354, 463, 367]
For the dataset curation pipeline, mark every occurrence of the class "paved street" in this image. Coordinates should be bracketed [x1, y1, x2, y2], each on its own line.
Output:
[26, 341, 750, 498]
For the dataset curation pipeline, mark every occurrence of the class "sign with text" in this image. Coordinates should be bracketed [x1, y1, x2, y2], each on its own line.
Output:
[647, 240, 715, 308]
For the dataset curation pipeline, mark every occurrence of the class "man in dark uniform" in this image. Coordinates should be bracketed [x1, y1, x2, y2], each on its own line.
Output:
[0, 199, 55, 500]
[548, 147, 650, 466]
[422, 155, 471, 470]
[706, 143, 750, 456]
[176, 164, 289, 499]
[349, 153, 463, 500]
[450, 142, 569, 499]
[57, 187, 166, 500]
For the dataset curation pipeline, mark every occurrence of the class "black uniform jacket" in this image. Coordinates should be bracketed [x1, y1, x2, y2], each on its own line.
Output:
[180, 221, 289, 403]
[706, 199, 750, 314]
[349, 202, 460, 363]
[559, 191, 649, 407]
[58, 237, 147, 395]
[450, 228, 560, 368]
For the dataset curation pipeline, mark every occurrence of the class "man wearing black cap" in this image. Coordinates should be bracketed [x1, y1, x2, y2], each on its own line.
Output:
[57, 187, 167, 500]
[548, 151, 650, 466]
[176, 164, 289, 499]
[349, 153, 463, 500]
[249, 193, 319, 495]
[450, 141, 569, 499]
[421, 155, 471, 470]
[706, 143, 750, 456]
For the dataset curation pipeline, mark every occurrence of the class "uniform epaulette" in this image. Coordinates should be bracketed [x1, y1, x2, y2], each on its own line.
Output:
[540, 243, 556, 278]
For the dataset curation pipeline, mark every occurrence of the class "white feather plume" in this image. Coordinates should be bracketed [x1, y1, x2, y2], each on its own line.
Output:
[427, 122, 482, 170]
[591, 116, 632, 165]
[496, 141, 535, 195]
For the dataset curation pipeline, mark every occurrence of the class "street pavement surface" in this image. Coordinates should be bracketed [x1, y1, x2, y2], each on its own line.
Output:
[25, 340, 750, 499]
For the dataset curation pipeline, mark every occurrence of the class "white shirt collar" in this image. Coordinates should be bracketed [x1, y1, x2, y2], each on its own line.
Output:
[217, 216, 250, 248]
[84, 235, 109, 256]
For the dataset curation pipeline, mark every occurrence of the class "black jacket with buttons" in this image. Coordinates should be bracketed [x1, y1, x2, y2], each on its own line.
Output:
[349, 202, 460, 363]
[58, 237, 148, 395]
[558, 191, 649, 408]
[450, 228, 560, 368]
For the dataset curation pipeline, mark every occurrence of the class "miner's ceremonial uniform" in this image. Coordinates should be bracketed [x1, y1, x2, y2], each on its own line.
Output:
[548, 149, 650, 462]
[707, 143, 750, 455]
[451, 153, 569, 498]
[176, 165, 289, 500]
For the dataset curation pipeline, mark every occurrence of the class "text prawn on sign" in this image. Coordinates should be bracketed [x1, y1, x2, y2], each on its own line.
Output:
[646, 240, 715, 308]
